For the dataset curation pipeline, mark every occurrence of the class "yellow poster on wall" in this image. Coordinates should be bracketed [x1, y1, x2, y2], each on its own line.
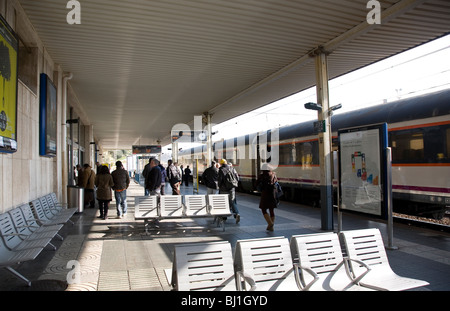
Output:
[0, 15, 18, 152]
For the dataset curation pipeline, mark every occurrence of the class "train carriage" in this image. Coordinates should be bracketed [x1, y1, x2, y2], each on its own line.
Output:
[178, 89, 450, 218]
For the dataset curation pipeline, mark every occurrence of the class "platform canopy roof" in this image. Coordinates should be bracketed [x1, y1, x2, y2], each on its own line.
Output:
[17, 0, 450, 149]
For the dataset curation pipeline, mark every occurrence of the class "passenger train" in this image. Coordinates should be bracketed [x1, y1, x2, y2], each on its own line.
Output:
[178, 89, 450, 218]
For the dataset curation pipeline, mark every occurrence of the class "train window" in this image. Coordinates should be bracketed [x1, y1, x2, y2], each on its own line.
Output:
[390, 125, 450, 163]
[391, 129, 424, 163]
[277, 140, 319, 166]
[423, 125, 449, 163]
[302, 141, 319, 166]
[226, 149, 239, 166]
[279, 143, 295, 165]
[234, 149, 240, 166]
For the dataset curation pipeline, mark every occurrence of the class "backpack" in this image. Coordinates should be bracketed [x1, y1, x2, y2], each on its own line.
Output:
[274, 181, 283, 205]
[223, 167, 238, 190]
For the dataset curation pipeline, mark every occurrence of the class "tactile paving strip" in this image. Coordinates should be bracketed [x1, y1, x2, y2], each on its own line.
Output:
[97, 270, 130, 291]
[96, 268, 162, 291]
[129, 268, 160, 290]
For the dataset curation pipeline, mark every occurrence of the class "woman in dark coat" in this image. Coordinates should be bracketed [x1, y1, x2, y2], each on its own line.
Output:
[95, 165, 114, 219]
[256, 164, 278, 231]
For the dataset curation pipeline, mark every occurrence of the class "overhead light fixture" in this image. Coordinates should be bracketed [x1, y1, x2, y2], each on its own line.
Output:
[330, 103, 342, 111]
[305, 102, 342, 116]
[304, 102, 322, 111]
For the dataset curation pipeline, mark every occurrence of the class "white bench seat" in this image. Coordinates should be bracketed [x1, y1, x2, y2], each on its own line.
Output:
[172, 241, 255, 291]
[290, 233, 372, 291]
[340, 228, 429, 291]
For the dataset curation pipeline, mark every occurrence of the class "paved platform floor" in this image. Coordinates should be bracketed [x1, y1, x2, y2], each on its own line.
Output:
[0, 180, 449, 292]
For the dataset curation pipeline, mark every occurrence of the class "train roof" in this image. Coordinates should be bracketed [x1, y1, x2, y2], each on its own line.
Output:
[180, 89, 450, 154]
[279, 88, 450, 140]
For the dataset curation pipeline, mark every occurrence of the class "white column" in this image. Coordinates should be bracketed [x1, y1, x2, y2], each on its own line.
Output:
[314, 48, 333, 231]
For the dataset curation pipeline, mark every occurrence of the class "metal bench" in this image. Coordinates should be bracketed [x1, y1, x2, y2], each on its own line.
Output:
[184, 195, 209, 217]
[40, 195, 76, 225]
[45, 193, 77, 222]
[47, 193, 68, 208]
[290, 232, 372, 291]
[134, 196, 159, 228]
[30, 199, 73, 226]
[234, 236, 302, 291]
[208, 194, 233, 231]
[339, 228, 430, 291]
[133, 194, 233, 231]
[0, 236, 43, 286]
[160, 195, 184, 218]
[171, 241, 255, 291]
[9, 205, 63, 242]
[0, 210, 58, 286]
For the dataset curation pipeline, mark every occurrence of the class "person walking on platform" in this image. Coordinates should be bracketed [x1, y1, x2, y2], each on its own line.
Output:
[142, 157, 153, 196]
[95, 165, 114, 220]
[145, 158, 162, 195]
[184, 165, 191, 186]
[158, 163, 167, 195]
[256, 164, 278, 231]
[167, 159, 182, 195]
[218, 159, 240, 224]
[202, 161, 219, 195]
[111, 160, 130, 218]
[180, 164, 184, 186]
[79, 163, 96, 208]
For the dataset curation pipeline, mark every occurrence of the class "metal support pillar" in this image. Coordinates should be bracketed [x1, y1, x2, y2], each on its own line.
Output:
[314, 48, 334, 231]
[172, 142, 179, 163]
[204, 112, 213, 166]
[386, 147, 398, 250]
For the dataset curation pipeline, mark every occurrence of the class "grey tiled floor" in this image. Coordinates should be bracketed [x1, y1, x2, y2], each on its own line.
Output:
[0, 181, 449, 291]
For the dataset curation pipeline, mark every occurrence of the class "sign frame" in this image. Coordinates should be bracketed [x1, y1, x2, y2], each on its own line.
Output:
[0, 14, 19, 153]
[39, 73, 58, 157]
[338, 123, 388, 219]
[132, 145, 162, 154]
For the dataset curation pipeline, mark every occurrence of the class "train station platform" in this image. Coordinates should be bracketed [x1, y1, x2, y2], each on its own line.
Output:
[0, 180, 448, 293]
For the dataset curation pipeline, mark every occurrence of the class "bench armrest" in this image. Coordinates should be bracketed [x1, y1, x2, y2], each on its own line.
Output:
[235, 271, 257, 291]
[343, 257, 371, 284]
[293, 263, 319, 291]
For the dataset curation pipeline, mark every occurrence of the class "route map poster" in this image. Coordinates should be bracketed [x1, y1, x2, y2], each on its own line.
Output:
[338, 123, 388, 218]
[0, 15, 18, 153]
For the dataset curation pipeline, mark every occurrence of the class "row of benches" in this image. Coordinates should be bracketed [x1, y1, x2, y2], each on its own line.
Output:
[134, 194, 233, 231]
[171, 228, 430, 291]
[0, 193, 77, 286]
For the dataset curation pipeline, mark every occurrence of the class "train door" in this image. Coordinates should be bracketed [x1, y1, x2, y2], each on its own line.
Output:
[250, 133, 261, 190]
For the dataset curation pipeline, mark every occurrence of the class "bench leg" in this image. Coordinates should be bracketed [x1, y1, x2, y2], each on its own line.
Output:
[143, 219, 160, 233]
[215, 217, 226, 232]
[5, 267, 32, 287]
[47, 242, 56, 251]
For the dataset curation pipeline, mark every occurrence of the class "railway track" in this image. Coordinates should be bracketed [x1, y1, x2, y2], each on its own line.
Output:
[393, 212, 450, 233]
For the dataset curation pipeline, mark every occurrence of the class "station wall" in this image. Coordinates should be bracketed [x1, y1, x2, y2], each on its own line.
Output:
[0, 0, 92, 213]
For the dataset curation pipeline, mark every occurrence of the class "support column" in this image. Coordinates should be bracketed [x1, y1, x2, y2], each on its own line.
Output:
[85, 125, 94, 167]
[204, 112, 213, 166]
[314, 48, 333, 231]
[172, 142, 179, 163]
[61, 72, 72, 198]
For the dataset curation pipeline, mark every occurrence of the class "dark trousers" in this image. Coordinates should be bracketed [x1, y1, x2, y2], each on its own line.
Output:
[98, 200, 110, 218]
[170, 182, 180, 195]
[85, 189, 95, 208]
